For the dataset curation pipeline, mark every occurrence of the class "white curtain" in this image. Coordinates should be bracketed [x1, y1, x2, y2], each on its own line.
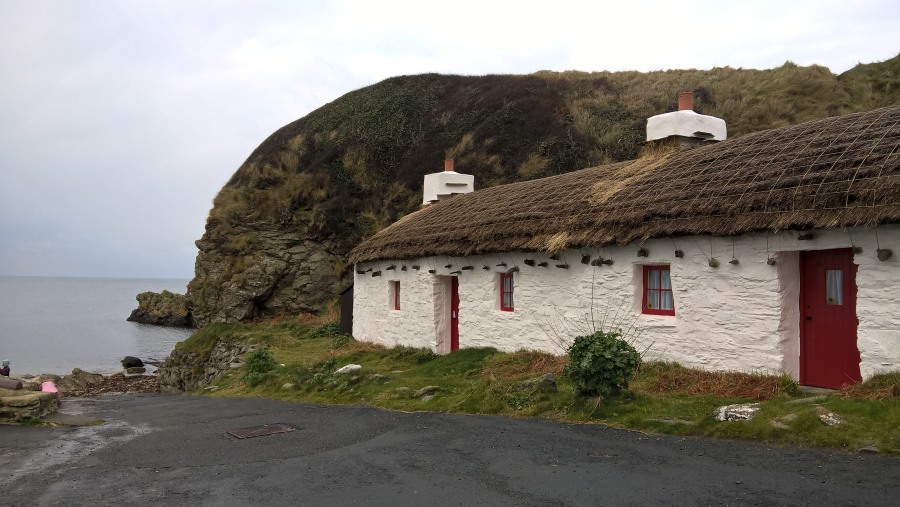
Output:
[659, 269, 673, 310]
[826, 269, 843, 305]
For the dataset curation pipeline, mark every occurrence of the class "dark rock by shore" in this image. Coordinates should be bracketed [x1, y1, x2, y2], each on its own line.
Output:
[127, 290, 192, 327]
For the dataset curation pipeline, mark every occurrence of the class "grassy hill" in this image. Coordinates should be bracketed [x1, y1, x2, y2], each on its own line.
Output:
[187, 54, 900, 324]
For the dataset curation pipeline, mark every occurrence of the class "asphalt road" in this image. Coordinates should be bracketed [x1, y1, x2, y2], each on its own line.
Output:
[1, 394, 897, 506]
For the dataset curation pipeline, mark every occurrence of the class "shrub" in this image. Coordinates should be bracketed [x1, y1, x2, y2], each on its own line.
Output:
[564, 331, 641, 397]
[242, 348, 278, 386]
[309, 357, 338, 386]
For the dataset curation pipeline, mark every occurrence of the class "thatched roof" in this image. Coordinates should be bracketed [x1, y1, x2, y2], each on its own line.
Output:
[350, 105, 900, 264]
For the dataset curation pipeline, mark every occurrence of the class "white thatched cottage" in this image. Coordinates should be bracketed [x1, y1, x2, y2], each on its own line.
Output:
[350, 98, 900, 389]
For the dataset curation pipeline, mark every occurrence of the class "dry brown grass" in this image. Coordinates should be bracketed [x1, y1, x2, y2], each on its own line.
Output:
[835, 371, 900, 400]
[634, 362, 790, 401]
[483, 351, 569, 381]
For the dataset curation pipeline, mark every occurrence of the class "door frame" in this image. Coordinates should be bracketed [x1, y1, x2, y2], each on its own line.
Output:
[433, 276, 459, 354]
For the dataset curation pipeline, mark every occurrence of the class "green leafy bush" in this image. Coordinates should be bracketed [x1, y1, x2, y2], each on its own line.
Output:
[242, 348, 278, 386]
[309, 357, 338, 386]
[564, 331, 641, 397]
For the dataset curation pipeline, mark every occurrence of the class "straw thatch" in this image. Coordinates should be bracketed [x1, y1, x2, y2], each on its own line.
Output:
[350, 105, 900, 264]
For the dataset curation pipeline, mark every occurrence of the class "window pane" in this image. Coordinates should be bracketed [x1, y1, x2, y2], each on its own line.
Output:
[647, 289, 659, 309]
[660, 269, 671, 290]
[659, 290, 673, 310]
[648, 269, 660, 290]
[501, 274, 514, 310]
[826, 269, 843, 305]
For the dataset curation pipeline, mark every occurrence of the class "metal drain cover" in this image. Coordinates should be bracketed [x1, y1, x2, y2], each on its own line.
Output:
[227, 423, 295, 439]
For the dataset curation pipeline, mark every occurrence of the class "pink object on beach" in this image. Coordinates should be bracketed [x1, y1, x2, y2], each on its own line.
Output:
[41, 381, 58, 393]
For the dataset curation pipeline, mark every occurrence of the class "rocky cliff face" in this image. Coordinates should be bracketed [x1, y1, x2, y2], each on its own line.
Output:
[187, 223, 344, 326]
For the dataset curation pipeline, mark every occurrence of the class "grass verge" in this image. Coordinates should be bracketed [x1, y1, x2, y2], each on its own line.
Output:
[179, 317, 900, 455]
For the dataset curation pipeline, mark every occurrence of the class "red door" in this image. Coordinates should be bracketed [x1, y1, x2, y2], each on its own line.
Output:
[450, 277, 459, 352]
[800, 249, 861, 388]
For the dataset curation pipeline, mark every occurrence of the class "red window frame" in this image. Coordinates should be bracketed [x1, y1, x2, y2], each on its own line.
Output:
[392, 281, 400, 310]
[500, 273, 514, 312]
[642, 265, 675, 316]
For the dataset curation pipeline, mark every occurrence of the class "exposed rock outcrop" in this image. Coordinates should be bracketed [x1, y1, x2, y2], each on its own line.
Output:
[57, 368, 105, 395]
[158, 339, 255, 392]
[187, 225, 343, 327]
[0, 388, 57, 422]
[127, 290, 191, 327]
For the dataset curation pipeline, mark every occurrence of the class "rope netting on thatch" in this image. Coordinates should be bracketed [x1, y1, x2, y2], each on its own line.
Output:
[350, 105, 900, 264]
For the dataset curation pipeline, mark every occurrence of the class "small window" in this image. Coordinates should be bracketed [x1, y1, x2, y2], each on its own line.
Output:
[391, 281, 400, 310]
[826, 269, 843, 305]
[500, 272, 514, 312]
[643, 265, 674, 316]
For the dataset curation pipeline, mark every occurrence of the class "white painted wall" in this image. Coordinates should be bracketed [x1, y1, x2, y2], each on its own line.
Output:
[353, 226, 900, 380]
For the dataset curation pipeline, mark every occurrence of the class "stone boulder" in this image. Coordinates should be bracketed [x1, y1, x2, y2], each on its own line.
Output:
[414, 386, 441, 398]
[520, 373, 558, 393]
[121, 356, 144, 368]
[57, 368, 104, 395]
[713, 403, 760, 422]
[19, 374, 62, 391]
[0, 388, 58, 422]
[0, 377, 23, 390]
[334, 364, 362, 375]
[815, 406, 846, 426]
[127, 290, 191, 327]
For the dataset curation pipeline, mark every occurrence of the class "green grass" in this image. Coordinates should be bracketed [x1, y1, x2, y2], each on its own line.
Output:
[177, 317, 900, 455]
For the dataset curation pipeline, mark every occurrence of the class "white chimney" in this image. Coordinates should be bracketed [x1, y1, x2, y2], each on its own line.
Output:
[422, 159, 475, 204]
[646, 92, 727, 148]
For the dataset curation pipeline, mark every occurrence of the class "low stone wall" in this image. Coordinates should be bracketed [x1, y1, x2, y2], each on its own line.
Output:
[157, 339, 254, 393]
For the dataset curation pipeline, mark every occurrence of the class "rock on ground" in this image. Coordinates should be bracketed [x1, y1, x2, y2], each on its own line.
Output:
[714, 403, 760, 422]
[0, 389, 57, 422]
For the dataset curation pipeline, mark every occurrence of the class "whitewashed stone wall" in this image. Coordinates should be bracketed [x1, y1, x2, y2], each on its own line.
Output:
[353, 225, 900, 380]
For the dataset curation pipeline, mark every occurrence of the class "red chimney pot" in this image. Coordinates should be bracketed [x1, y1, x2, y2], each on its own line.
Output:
[445, 159, 454, 172]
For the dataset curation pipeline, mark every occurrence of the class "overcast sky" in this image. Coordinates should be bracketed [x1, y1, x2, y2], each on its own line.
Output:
[0, 0, 897, 280]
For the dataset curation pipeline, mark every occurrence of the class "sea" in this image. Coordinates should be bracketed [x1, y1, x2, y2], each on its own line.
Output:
[0, 276, 194, 376]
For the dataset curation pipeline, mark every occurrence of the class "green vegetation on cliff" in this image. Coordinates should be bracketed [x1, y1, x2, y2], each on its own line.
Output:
[188, 55, 900, 324]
